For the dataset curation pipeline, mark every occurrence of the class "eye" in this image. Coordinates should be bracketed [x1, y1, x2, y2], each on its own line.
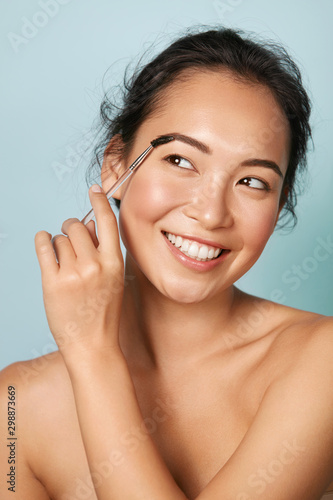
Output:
[163, 154, 194, 170]
[238, 177, 271, 191]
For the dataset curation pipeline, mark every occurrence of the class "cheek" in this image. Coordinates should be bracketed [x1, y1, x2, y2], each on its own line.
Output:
[241, 202, 278, 253]
[118, 169, 181, 248]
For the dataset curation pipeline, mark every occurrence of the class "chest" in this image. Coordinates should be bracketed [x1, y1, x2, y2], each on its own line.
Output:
[131, 360, 268, 499]
[42, 346, 275, 500]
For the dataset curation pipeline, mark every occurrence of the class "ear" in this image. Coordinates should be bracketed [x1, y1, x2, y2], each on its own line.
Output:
[100, 134, 128, 200]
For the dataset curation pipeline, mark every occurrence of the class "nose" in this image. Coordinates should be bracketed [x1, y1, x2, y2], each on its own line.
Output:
[182, 173, 234, 230]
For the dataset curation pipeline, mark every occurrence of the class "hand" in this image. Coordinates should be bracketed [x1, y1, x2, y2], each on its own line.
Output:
[34, 185, 125, 359]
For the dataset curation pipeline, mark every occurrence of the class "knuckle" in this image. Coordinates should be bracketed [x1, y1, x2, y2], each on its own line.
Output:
[51, 271, 81, 292]
[62, 219, 82, 234]
[81, 260, 103, 279]
[69, 219, 82, 227]
[52, 234, 68, 244]
[38, 245, 50, 255]
[63, 217, 79, 224]
[63, 271, 81, 287]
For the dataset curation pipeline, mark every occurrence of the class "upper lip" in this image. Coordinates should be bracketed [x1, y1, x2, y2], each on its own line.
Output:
[163, 231, 227, 250]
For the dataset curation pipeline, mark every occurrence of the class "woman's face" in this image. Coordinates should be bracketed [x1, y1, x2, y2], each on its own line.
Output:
[102, 70, 290, 303]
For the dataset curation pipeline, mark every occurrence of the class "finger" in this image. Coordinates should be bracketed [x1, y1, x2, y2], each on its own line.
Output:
[35, 231, 59, 276]
[88, 184, 122, 257]
[86, 220, 99, 248]
[61, 217, 98, 260]
[51, 234, 76, 266]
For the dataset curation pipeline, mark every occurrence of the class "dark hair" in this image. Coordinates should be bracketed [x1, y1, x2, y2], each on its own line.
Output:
[86, 26, 312, 227]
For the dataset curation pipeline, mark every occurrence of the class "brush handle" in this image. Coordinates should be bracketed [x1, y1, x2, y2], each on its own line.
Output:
[80, 144, 154, 225]
[81, 169, 134, 225]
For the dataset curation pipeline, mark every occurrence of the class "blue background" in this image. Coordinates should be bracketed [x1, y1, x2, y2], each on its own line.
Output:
[1, 0, 332, 369]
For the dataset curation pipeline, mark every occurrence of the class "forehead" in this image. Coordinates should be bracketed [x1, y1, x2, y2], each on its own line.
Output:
[141, 70, 291, 172]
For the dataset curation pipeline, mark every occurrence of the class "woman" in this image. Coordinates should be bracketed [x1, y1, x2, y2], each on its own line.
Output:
[1, 27, 333, 499]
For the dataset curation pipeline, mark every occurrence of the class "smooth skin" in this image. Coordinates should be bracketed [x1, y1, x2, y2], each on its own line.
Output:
[1, 70, 333, 500]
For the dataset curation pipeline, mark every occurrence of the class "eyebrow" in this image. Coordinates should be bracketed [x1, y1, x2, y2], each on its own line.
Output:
[164, 132, 284, 178]
[165, 132, 212, 154]
[240, 158, 284, 178]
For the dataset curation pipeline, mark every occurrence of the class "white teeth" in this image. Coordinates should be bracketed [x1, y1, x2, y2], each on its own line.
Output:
[198, 245, 209, 259]
[188, 242, 199, 258]
[180, 239, 190, 252]
[165, 232, 223, 262]
[175, 236, 183, 248]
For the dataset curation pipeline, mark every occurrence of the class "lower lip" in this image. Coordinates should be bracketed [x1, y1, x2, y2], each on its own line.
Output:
[162, 232, 230, 271]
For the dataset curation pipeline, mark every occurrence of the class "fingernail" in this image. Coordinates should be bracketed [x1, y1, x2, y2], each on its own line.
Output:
[91, 184, 103, 193]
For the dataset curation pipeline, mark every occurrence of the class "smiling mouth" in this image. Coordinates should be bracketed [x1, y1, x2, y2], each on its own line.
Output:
[162, 231, 227, 262]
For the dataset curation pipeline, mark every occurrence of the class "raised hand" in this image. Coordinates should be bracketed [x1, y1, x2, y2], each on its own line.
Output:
[34, 184, 125, 360]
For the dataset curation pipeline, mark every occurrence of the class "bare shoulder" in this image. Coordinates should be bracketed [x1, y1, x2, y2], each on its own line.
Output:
[0, 352, 83, 499]
[266, 300, 333, 374]
[0, 350, 74, 459]
[280, 311, 333, 393]
[255, 297, 333, 418]
[0, 350, 71, 408]
[235, 288, 333, 384]
[1, 346, 62, 392]
[263, 310, 333, 496]
[207, 294, 333, 498]
[237, 287, 331, 341]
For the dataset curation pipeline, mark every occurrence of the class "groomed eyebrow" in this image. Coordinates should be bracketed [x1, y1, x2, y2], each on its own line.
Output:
[163, 132, 283, 178]
[240, 158, 283, 178]
[164, 132, 212, 155]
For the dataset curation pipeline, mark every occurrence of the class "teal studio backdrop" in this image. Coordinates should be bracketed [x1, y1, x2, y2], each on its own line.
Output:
[1, 0, 332, 369]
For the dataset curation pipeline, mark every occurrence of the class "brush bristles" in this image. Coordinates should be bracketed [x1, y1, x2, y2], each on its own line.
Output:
[151, 135, 175, 147]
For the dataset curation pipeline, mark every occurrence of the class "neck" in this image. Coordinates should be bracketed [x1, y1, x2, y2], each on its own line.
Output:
[118, 256, 242, 377]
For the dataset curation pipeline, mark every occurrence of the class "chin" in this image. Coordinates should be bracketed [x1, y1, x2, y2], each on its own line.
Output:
[158, 280, 218, 304]
[164, 291, 207, 304]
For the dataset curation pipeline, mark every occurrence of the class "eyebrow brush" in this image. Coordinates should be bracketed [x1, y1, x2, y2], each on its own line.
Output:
[81, 135, 175, 225]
